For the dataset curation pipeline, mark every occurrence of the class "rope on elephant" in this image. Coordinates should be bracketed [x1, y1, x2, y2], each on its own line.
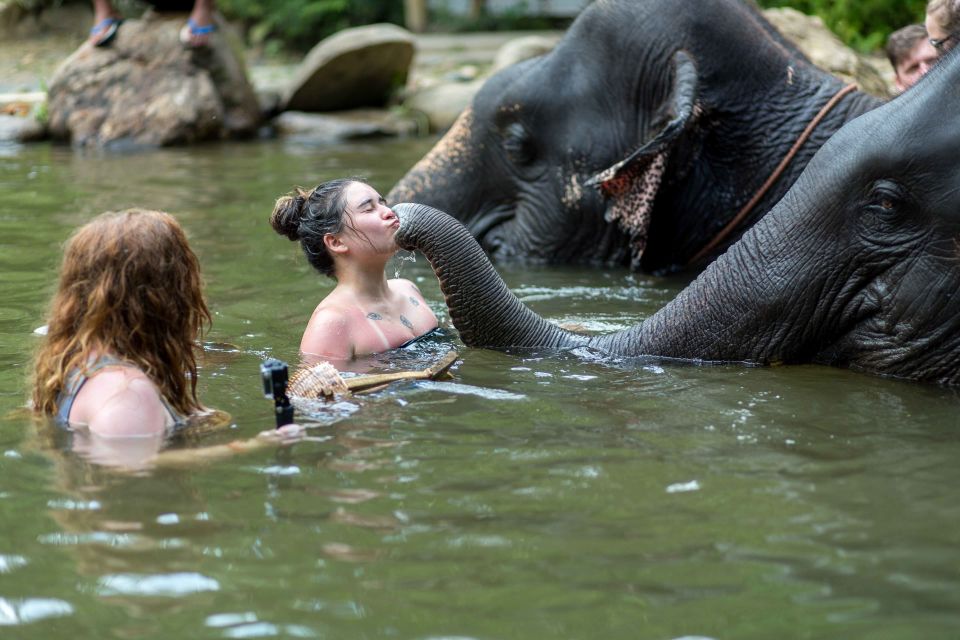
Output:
[687, 83, 859, 267]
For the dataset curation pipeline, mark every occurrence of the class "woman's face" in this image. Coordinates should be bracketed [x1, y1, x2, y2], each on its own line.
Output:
[339, 182, 400, 255]
[926, 9, 957, 56]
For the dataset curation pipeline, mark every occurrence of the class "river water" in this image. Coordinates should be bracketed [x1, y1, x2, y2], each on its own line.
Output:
[1, 137, 959, 638]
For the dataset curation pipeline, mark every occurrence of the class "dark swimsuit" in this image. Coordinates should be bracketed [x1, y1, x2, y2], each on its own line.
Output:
[399, 327, 445, 349]
[55, 355, 183, 428]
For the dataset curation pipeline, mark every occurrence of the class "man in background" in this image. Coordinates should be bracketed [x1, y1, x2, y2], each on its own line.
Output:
[886, 23, 938, 92]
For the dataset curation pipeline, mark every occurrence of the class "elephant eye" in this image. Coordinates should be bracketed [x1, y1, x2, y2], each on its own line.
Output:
[503, 122, 536, 165]
[867, 180, 907, 212]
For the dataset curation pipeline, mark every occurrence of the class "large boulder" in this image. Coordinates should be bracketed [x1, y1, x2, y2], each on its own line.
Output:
[763, 8, 893, 98]
[402, 34, 557, 132]
[282, 23, 414, 112]
[272, 109, 420, 145]
[491, 35, 559, 73]
[403, 79, 484, 132]
[46, 11, 261, 149]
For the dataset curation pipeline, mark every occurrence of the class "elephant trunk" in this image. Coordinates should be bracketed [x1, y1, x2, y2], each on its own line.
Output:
[393, 202, 778, 363]
[393, 203, 587, 350]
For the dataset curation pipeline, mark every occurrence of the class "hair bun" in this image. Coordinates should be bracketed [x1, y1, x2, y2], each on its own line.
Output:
[270, 193, 306, 241]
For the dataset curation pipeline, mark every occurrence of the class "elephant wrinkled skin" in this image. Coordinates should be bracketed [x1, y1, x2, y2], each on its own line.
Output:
[393, 49, 960, 386]
[389, 0, 882, 273]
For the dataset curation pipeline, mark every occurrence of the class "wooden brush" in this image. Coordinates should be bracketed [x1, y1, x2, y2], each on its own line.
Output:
[289, 350, 459, 399]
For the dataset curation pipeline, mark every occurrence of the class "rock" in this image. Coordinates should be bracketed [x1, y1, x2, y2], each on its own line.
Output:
[399, 33, 559, 132]
[403, 79, 484, 132]
[445, 64, 480, 82]
[3, 3, 95, 40]
[46, 12, 261, 149]
[282, 24, 414, 112]
[257, 89, 283, 119]
[272, 109, 421, 145]
[0, 114, 46, 143]
[763, 8, 893, 99]
[492, 35, 557, 73]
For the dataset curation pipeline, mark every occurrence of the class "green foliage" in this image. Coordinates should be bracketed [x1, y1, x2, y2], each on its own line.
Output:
[34, 80, 49, 126]
[217, 0, 403, 51]
[756, 0, 929, 51]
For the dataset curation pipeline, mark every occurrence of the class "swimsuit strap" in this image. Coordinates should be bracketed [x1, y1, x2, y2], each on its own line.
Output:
[55, 355, 182, 427]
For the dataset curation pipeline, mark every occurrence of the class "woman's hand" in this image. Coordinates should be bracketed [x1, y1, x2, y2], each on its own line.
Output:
[255, 423, 307, 445]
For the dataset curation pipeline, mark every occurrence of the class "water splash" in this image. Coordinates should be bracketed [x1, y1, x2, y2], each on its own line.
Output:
[392, 250, 417, 279]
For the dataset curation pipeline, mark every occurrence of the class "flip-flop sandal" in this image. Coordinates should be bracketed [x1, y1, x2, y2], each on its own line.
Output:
[90, 17, 122, 48]
[179, 18, 217, 47]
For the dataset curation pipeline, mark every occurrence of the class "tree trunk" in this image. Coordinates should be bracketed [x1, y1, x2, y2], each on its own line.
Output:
[404, 0, 428, 33]
[469, 0, 485, 20]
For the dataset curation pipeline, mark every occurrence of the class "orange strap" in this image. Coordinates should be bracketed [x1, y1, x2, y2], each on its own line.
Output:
[687, 83, 858, 266]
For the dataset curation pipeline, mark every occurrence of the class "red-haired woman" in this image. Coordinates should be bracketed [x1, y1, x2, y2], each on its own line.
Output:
[32, 209, 302, 469]
[32, 209, 212, 436]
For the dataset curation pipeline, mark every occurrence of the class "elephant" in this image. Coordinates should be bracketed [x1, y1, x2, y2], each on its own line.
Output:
[391, 49, 960, 386]
[388, 0, 883, 273]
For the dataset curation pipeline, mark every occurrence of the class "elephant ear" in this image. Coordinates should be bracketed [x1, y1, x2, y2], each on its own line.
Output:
[586, 50, 699, 268]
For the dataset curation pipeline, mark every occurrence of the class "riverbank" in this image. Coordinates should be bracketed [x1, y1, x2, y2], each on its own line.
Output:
[0, 15, 562, 143]
[0, 6, 896, 146]
[0, 10, 559, 97]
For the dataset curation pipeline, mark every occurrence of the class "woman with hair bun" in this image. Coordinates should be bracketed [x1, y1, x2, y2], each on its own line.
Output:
[271, 177, 437, 364]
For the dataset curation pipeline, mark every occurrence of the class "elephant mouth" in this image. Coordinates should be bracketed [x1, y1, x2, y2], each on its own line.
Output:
[468, 207, 515, 250]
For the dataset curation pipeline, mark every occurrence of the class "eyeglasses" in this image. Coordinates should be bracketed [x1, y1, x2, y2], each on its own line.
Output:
[930, 33, 957, 53]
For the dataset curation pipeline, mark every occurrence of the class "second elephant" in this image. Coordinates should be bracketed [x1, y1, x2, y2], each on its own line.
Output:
[389, 0, 882, 273]
[392, 49, 960, 386]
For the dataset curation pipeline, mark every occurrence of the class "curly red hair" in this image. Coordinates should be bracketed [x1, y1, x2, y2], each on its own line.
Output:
[32, 209, 211, 417]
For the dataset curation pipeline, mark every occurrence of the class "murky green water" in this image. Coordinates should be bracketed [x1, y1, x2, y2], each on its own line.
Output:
[1, 137, 959, 638]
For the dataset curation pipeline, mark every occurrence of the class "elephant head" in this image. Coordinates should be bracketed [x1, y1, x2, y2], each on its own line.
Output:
[394, 50, 960, 385]
[389, 0, 881, 273]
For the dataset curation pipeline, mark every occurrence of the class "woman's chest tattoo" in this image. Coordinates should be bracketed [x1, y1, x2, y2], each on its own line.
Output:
[366, 311, 415, 331]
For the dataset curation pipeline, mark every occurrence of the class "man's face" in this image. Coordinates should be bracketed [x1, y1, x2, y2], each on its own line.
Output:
[895, 37, 938, 92]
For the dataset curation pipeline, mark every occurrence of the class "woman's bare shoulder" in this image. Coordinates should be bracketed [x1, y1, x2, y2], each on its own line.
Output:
[302, 305, 359, 360]
[76, 367, 168, 437]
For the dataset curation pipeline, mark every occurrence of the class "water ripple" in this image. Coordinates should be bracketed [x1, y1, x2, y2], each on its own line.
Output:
[257, 465, 301, 476]
[0, 597, 74, 625]
[666, 480, 702, 494]
[204, 612, 255, 628]
[415, 381, 526, 401]
[0, 555, 27, 574]
[96, 572, 220, 597]
[38, 531, 141, 547]
[46, 498, 101, 511]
